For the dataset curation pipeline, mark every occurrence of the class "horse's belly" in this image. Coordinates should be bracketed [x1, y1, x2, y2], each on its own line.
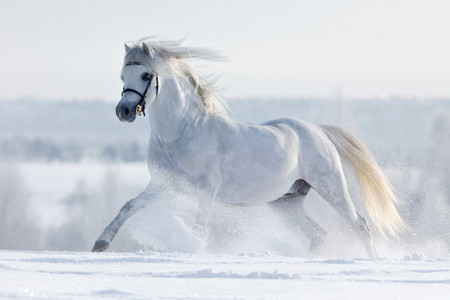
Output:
[216, 124, 302, 205]
[217, 161, 299, 206]
[217, 177, 295, 206]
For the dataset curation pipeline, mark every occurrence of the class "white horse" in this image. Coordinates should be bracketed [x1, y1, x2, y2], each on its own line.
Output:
[92, 38, 407, 257]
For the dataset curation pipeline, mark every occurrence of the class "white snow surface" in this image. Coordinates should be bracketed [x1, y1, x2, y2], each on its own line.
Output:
[1, 250, 449, 299]
[3, 160, 450, 299]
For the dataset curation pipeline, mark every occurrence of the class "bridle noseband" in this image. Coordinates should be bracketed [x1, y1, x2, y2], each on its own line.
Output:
[121, 61, 160, 117]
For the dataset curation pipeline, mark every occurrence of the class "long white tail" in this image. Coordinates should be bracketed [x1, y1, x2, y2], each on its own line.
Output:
[319, 124, 408, 238]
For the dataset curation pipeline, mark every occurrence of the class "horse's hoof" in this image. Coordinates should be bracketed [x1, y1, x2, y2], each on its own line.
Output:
[92, 240, 110, 252]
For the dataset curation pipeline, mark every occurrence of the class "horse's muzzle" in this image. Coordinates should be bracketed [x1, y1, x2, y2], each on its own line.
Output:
[116, 102, 137, 123]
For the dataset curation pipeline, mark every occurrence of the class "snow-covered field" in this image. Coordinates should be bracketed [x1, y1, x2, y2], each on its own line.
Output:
[0, 162, 448, 298]
[1, 250, 449, 299]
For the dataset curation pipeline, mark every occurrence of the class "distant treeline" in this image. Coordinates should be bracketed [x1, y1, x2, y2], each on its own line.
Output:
[0, 100, 149, 162]
[0, 137, 145, 162]
[1, 98, 450, 162]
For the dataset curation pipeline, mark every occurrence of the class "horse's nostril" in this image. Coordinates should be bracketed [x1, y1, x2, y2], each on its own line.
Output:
[124, 108, 130, 116]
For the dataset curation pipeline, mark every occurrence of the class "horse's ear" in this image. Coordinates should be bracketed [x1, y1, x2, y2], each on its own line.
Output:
[124, 43, 132, 53]
[141, 42, 155, 59]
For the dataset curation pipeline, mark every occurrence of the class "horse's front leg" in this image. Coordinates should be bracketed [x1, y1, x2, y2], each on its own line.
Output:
[194, 196, 214, 237]
[193, 176, 220, 237]
[92, 186, 162, 252]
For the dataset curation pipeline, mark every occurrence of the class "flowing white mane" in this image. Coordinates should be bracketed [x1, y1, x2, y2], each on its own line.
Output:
[124, 37, 227, 115]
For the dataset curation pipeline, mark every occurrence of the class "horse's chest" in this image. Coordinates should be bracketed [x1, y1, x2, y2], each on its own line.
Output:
[148, 138, 215, 177]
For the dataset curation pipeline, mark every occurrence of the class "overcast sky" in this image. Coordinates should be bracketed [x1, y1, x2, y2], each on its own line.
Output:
[1, 0, 449, 101]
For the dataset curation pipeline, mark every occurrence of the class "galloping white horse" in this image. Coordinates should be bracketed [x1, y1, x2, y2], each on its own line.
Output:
[92, 38, 407, 257]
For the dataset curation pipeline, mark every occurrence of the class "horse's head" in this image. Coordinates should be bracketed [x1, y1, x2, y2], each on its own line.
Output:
[116, 42, 160, 123]
[116, 38, 227, 122]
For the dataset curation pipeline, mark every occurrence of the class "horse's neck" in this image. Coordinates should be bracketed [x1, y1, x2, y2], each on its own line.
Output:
[148, 75, 205, 143]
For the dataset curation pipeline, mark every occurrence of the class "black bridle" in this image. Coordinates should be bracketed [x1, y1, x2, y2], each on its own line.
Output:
[121, 61, 160, 116]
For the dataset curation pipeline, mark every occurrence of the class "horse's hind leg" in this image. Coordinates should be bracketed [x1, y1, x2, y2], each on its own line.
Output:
[313, 178, 378, 258]
[268, 180, 328, 255]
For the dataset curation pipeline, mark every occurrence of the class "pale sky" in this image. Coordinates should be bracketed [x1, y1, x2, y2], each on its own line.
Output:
[1, 0, 449, 101]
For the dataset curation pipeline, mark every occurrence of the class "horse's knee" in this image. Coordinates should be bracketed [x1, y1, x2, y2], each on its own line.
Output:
[119, 197, 146, 217]
[120, 199, 135, 213]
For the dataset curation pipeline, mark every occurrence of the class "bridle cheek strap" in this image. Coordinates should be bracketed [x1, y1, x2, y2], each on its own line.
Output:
[121, 75, 160, 117]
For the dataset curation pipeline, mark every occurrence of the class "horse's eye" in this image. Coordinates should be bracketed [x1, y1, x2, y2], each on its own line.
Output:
[141, 72, 151, 81]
